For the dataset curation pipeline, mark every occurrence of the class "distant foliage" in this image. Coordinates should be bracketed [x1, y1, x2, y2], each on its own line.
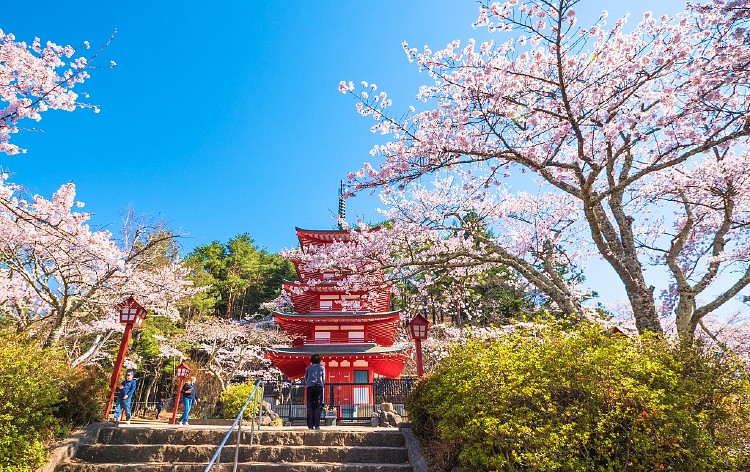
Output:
[407, 323, 750, 471]
[185, 233, 296, 320]
[219, 381, 262, 420]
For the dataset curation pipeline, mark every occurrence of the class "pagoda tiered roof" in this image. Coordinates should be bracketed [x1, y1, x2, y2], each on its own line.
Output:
[265, 225, 408, 380]
[273, 310, 402, 347]
[265, 343, 410, 379]
[282, 281, 391, 314]
[289, 265, 386, 285]
[295, 227, 354, 250]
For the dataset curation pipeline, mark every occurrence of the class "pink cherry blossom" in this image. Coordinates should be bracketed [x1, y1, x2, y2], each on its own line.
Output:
[0, 176, 195, 353]
[337, 0, 750, 343]
[0, 29, 112, 155]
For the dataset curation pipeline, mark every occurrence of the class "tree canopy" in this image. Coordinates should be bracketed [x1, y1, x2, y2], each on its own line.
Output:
[184, 233, 296, 320]
[335, 0, 750, 342]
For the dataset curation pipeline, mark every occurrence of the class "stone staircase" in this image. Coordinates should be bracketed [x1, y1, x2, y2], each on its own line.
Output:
[55, 425, 414, 471]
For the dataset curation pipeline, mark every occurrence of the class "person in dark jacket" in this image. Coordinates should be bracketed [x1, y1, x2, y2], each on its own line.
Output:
[155, 399, 164, 419]
[305, 354, 325, 430]
[178, 376, 199, 425]
[113, 371, 137, 424]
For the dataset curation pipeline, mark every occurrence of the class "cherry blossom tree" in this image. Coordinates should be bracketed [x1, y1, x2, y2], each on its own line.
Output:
[337, 0, 750, 342]
[0, 176, 194, 351]
[0, 28, 112, 155]
[282, 189, 587, 329]
[181, 318, 288, 391]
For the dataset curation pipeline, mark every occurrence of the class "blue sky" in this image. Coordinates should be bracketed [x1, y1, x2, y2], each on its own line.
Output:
[3, 0, 686, 259]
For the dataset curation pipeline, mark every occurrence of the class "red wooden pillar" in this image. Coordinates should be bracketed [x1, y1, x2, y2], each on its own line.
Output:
[104, 297, 146, 418]
[104, 323, 135, 419]
[170, 362, 192, 424]
[414, 338, 424, 377]
[408, 313, 429, 378]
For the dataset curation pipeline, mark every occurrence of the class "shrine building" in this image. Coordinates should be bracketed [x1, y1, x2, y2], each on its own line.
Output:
[265, 225, 411, 411]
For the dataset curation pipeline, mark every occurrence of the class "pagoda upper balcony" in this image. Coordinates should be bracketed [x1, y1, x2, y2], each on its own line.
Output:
[273, 310, 402, 347]
[282, 281, 391, 314]
[289, 264, 387, 286]
[295, 227, 354, 251]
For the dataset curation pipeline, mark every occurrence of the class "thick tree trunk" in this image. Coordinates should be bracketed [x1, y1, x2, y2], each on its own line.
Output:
[44, 310, 68, 347]
[625, 284, 662, 335]
[225, 290, 235, 319]
[582, 197, 664, 336]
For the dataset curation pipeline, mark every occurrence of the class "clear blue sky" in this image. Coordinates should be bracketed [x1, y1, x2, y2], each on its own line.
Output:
[3, 1, 686, 257]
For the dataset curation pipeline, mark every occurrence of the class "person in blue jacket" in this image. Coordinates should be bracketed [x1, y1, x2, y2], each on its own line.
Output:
[113, 371, 137, 424]
[178, 376, 199, 425]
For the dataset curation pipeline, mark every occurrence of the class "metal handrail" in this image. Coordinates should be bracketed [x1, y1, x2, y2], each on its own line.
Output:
[204, 379, 265, 472]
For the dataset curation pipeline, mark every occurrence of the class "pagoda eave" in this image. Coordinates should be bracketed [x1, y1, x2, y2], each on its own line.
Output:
[273, 310, 402, 346]
[265, 345, 410, 379]
[274, 310, 401, 321]
[282, 281, 368, 294]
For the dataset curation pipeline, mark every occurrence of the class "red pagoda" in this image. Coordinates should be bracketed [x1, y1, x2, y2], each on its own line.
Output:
[265, 205, 410, 409]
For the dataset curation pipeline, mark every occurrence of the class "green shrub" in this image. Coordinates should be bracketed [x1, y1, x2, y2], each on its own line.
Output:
[407, 323, 750, 471]
[219, 381, 262, 420]
[0, 333, 70, 471]
[0, 333, 110, 471]
[57, 365, 109, 428]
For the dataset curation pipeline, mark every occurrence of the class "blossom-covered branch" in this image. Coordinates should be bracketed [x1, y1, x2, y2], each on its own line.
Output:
[339, 0, 750, 341]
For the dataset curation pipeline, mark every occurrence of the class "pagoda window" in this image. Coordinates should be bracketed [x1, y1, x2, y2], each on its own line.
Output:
[323, 272, 335, 280]
[314, 331, 331, 342]
[354, 386, 370, 405]
[341, 325, 365, 330]
[349, 331, 365, 341]
[353, 369, 371, 406]
[354, 370, 369, 384]
[319, 300, 333, 311]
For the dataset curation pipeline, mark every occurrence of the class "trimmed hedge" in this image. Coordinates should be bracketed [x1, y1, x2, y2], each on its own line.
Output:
[407, 323, 750, 471]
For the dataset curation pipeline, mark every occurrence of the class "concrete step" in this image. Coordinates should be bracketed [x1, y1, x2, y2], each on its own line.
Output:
[96, 427, 406, 448]
[54, 425, 415, 472]
[56, 462, 413, 472]
[73, 444, 410, 465]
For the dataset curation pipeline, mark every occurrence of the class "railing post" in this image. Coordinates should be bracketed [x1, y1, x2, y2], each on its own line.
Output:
[249, 383, 260, 446]
[204, 378, 263, 472]
[233, 417, 241, 472]
[215, 439, 222, 471]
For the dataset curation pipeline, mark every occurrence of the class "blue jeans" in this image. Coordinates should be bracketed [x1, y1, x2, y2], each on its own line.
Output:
[179, 397, 194, 423]
[113, 396, 132, 421]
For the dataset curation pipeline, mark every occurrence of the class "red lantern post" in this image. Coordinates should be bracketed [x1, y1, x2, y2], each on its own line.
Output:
[170, 362, 192, 425]
[408, 313, 429, 377]
[104, 297, 147, 419]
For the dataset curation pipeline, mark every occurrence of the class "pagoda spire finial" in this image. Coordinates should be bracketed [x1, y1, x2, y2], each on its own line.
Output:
[337, 180, 346, 230]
